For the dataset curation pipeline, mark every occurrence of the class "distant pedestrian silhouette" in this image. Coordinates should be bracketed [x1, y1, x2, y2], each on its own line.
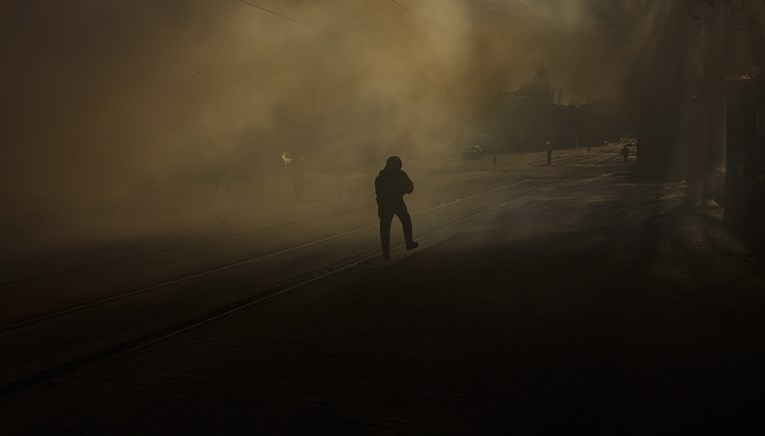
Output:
[375, 156, 418, 259]
[622, 144, 630, 162]
[492, 155, 498, 170]
[283, 151, 308, 203]
[546, 143, 553, 165]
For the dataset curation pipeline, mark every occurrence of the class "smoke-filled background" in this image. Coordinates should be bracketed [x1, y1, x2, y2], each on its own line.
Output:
[0, 0, 690, 194]
[2, 0, 765, 251]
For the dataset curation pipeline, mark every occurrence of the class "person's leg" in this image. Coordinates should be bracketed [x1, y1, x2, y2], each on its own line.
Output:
[394, 203, 418, 249]
[379, 208, 394, 257]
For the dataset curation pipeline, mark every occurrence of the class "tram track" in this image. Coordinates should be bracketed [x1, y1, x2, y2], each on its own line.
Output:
[0, 148, 617, 396]
[3, 149, 615, 334]
[6, 147, 619, 332]
[0, 178, 537, 333]
[1, 147, 606, 289]
[0, 164, 527, 290]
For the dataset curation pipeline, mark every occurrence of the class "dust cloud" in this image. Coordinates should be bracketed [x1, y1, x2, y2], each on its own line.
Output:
[0, 0, 630, 196]
[1, 0, 764, 255]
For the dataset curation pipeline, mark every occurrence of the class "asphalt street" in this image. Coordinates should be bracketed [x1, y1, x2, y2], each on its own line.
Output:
[3, 146, 764, 434]
[0, 147, 593, 386]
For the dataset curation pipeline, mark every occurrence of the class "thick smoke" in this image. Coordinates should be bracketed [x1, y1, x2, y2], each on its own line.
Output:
[2, 0, 765, 254]
[1, 0, 647, 196]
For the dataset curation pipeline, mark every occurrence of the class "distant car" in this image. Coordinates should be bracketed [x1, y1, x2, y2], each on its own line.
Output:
[461, 145, 485, 159]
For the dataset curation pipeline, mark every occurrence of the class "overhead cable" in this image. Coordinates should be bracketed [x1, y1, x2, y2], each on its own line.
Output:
[233, 0, 312, 28]
[387, 0, 427, 21]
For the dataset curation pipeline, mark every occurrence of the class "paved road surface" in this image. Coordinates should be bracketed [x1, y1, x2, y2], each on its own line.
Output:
[0, 147, 605, 387]
[3, 146, 764, 434]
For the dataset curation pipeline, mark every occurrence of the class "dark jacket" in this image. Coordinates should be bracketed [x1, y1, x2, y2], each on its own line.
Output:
[375, 168, 414, 207]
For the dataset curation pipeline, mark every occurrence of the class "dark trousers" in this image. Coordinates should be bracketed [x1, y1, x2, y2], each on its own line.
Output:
[378, 202, 413, 254]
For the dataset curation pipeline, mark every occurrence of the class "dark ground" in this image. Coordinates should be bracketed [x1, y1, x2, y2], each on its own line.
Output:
[2, 153, 765, 435]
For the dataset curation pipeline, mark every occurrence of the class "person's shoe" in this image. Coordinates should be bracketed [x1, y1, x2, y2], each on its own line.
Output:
[382, 252, 391, 259]
[406, 241, 419, 250]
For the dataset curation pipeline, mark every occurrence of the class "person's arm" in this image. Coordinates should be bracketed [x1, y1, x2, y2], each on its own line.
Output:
[402, 172, 414, 194]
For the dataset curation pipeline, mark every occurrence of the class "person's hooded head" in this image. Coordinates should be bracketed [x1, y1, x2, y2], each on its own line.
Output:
[385, 156, 403, 170]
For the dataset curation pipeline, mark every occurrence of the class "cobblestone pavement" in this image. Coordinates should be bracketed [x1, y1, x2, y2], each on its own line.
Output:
[3, 163, 765, 435]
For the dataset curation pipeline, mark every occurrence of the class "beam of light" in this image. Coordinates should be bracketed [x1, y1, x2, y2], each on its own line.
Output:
[232, 0, 313, 28]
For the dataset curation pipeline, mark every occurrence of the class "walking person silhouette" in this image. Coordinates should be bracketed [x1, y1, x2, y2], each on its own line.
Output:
[375, 156, 418, 259]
